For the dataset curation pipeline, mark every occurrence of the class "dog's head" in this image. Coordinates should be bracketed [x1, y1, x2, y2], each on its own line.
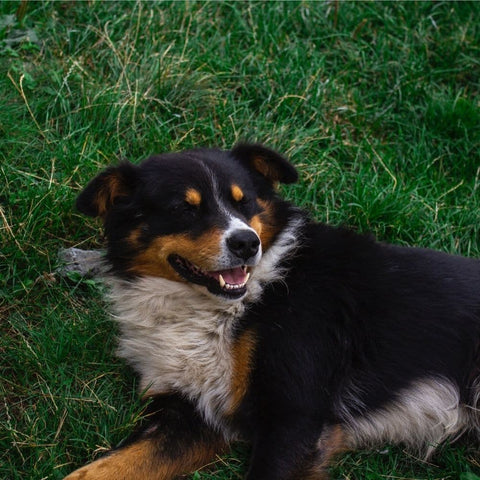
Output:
[77, 144, 297, 300]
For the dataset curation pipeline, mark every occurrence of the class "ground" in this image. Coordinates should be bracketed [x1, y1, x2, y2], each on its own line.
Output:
[1, 1, 480, 479]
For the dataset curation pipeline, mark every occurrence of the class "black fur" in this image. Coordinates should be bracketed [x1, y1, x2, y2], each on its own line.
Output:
[236, 220, 480, 477]
[120, 394, 225, 459]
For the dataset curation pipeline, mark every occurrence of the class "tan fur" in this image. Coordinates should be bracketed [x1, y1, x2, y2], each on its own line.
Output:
[228, 329, 257, 415]
[304, 425, 351, 480]
[231, 184, 244, 202]
[185, 188, 202, 206]
[64, 436, 226, 480]
[64, 441, 159, 480]
[95, 174, 130, 218]
[128, 228, 223, 279]
[252, 156, 283, 182]
[250, 199, 280, 250]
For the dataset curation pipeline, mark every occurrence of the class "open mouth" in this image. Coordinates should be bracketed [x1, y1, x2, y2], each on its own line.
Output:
[168, 254, 251, 299]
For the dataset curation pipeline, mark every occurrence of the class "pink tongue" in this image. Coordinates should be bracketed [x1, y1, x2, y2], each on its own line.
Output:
[214, 267, 247, 285]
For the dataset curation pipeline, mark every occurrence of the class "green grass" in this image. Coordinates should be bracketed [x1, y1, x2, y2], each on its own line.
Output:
[1, 1, 480, 479]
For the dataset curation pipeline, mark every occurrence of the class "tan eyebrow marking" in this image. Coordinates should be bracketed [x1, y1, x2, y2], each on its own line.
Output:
[231, 184, 244, 202]
[185, 188, 202, 206]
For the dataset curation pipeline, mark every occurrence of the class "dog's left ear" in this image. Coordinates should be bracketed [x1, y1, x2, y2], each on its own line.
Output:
[231, 144, 298, 184]
[76, 161, 139, 218]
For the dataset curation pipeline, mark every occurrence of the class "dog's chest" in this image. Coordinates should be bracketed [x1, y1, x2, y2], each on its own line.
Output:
[108, 278, 244, 429]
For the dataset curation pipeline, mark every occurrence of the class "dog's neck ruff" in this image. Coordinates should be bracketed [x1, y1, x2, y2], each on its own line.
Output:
[106, 213, 304, 433]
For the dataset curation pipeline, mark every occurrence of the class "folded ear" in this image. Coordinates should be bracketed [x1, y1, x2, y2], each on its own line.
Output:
[76, 161, 138, 218]
[231, 143, 298, 184]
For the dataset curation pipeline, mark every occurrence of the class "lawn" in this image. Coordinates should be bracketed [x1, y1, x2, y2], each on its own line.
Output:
[1, 1, 480, 479]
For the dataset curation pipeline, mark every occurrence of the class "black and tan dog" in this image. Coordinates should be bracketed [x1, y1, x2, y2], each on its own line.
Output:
[65, 144, 480, 479]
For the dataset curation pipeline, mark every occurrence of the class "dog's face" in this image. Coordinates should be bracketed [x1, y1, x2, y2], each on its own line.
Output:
[77, 144, 297, 300]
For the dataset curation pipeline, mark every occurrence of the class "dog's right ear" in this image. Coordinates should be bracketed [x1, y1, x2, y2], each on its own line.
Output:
[76, 162, 138, 218]
[231, 143, 298, 185]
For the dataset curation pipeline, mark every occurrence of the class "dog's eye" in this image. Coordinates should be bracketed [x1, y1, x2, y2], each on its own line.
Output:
[237, 196, 250, 206]
[232, 196, 256, 217]
[230, 186, 258, 215]
[169, 202, 198, 215]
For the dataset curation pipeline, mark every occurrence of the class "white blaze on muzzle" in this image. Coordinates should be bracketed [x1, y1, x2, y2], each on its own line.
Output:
[221, 216, 262, 268]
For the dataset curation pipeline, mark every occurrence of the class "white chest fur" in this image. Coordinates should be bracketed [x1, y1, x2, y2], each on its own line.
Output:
[108, 277, 245, 431]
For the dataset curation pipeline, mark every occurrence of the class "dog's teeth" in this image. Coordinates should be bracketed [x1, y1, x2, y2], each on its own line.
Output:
[245, 272, 250, 283]
[219, 274, 226, 288]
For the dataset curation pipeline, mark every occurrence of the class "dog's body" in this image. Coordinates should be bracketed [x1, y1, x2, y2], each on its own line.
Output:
[66, 145, 480, 480]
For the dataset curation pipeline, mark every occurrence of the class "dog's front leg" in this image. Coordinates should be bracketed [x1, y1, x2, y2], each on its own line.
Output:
[63, 394, 227, 480]
[245, 422, 348, 480]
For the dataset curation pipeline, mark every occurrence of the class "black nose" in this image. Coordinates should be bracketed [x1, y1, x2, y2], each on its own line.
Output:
[227, 229, 260, 261]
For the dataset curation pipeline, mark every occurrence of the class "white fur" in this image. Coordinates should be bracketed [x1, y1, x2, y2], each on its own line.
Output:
[246, 213, 304, 302]
[108, 277, 243, 436]
[340, 377, 478, 456]
[466, 375, 480, 431]
[104, 215, 304, 436]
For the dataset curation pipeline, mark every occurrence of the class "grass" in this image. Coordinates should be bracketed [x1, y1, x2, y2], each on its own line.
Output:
[1, 1, 480, 479]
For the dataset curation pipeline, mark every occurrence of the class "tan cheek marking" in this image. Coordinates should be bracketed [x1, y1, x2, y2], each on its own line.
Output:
[128, 228, 223, 279]
[231, 184, 244, 202]
[228, 329, 257, 415]
[249, 199, 279, 250]
[63, 436, 226, 480]
[185, 188, 202, 206]
[250, 215, 263, 238]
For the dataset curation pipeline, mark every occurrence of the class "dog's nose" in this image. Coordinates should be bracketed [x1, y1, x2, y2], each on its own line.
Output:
[227, 230, 260, 261]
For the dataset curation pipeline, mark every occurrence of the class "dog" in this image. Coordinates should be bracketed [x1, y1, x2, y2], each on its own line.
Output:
[65, 144, 480, 480]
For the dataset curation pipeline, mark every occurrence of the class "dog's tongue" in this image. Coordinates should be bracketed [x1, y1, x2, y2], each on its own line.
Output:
[208, 266, 248, 286]
[219, 267, 247, 285]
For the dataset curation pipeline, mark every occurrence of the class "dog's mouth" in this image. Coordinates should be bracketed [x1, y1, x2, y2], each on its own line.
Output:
[168, 254, 251, 299]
